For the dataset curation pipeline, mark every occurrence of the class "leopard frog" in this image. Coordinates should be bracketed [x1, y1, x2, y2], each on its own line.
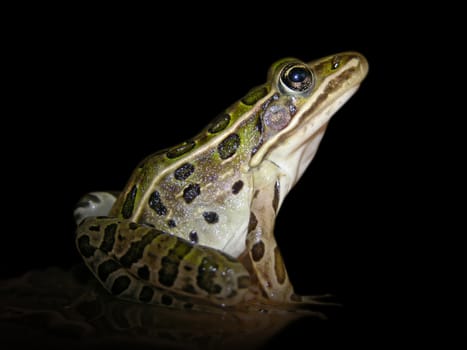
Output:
[75, 52, 368, 311]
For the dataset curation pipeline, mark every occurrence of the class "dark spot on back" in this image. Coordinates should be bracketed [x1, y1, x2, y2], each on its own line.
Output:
[203, 211, 219, 224]
[218, 134, 240, 160]
[208, 113, 231, 134]
[232, 180, 244, 194]
[174, 163, 195, 181]
[167, 219, 176, 228]
[241, 86, 268, 105]
[167, 140, 195, 159]
[183, 184, 201, 204]
[129, 222, 138, 230]
[121, 185, 137, 219]
[89, 225, 100, 231]
[251, 240, 265, 262]
[111, 275, 131, 295]
[148, 191, 167, 216]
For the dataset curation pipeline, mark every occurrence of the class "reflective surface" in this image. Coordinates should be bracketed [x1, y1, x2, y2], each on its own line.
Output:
[0, 266, 336, 349]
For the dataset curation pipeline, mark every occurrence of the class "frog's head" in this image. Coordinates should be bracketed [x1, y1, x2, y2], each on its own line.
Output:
[251, 52, 368, 191]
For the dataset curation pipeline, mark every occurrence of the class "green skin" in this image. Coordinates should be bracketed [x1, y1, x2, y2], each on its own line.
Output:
[75, 52, 368, 310]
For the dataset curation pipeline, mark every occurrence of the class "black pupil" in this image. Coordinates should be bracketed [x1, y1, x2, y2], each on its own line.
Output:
[288, 67, 308, 82]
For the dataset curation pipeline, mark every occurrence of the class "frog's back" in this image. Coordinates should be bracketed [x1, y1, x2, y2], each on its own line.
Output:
[109, 86, 273, 257]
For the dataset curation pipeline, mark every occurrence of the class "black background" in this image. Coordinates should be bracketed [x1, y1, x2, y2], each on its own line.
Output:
[1, 5, 459, 349]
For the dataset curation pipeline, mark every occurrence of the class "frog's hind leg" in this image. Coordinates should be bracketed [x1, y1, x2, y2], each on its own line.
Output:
[80, 243, 191, 308]
[74, 191, 120, 225]
[76, 216, 191, 307]
[76, 217, 251, 308]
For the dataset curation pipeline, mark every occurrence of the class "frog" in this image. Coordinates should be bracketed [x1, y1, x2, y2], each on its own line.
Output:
[74, 52, 368, 311]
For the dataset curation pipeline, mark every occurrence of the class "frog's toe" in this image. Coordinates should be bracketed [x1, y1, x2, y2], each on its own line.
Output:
[74, 191, 119, 225]
[293, 293, 341, 307]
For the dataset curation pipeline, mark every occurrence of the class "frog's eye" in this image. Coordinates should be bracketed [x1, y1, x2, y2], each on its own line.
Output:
[280, 63, 314, 92]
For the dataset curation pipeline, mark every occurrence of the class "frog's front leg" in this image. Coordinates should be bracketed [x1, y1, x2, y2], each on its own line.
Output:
[246, 165, 329, 307]
[245, 178, 296, 304]
[76, 217, 250, 308]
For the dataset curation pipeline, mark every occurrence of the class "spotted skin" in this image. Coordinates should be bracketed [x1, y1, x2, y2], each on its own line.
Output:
[202, 211, 219, 224]
[166, 141, 196, 159]
[148, 191, 167, 216]
[189, 231, 199, 244]
[75, 53, 368, 310]
[106, 97, 263, 254]
[208, 113, 231, 134]
[232, 180, 244, 194]
[121, 185, 137, 219]
[217, 133, 241, 160]
[272, 181, 280, 213]
[241, 86, 268, 105]
[77, 217, 250, 306]
[174, 163, 195, 181]
[182, 184, 201, 203]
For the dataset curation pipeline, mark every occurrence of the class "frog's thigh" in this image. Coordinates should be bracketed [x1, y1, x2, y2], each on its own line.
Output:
[76, 217, 250, 306]
[74, 191, 120, 225]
